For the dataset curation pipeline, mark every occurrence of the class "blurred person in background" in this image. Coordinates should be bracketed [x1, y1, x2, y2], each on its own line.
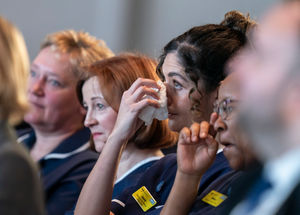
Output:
[228, 1, 300, 214]
[0, 16, 44, 215]
[17, 29, 114, 215]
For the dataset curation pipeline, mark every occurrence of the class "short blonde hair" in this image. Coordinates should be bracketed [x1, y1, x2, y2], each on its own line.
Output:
[0, 16, 29, 125]
[41, 30, 114, 80]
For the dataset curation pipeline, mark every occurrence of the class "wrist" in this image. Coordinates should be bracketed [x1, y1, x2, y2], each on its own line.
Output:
[107, 131, 129, 148]
[175, 170, 202, 187]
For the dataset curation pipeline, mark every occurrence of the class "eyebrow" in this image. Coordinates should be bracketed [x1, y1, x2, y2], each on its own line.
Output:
[91, 96, 104, 101]
[168, 72, 188, 82]
[31, 64, 61, 78]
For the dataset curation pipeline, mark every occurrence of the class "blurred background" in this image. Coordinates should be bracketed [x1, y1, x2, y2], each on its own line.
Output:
[1, 0, 279, 60]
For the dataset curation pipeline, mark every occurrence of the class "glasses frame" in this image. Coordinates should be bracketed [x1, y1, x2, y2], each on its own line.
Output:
[213, 98, 239, 121]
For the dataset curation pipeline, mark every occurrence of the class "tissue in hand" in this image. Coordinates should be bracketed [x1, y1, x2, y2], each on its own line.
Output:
[138, 80, 168, 125]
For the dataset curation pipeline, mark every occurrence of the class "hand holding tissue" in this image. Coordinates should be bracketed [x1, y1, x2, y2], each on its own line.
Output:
[138, 80, 168, 125]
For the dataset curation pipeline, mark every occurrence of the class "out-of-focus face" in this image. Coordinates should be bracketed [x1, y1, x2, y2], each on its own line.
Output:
[162, 52, 213, 132]
[82, 77, 118, 153]
[214, 74, 255, 170]
[231, 2, 300, 161]
[25, 47, 85, 132]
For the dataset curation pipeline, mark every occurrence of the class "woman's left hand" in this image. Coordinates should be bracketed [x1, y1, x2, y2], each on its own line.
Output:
[177, 121, 218, 177]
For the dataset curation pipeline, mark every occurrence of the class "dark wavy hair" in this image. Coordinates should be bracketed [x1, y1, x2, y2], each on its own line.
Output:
[156, 10, 255, 116]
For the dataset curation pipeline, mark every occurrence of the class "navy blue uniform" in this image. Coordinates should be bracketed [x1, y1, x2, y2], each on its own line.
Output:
[111, 152, 232, 214]
[18, 127, 98, 215]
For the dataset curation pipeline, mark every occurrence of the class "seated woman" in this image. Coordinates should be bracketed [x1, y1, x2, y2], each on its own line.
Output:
[80, 53, 177, 198]
[0, 16, 44, 214]
[75, 11, 253, 215]
[161, 70, 259, 215]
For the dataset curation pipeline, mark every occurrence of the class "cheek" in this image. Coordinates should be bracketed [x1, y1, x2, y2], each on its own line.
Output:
[178, 91, 191, 111]
[97, 111, 118, 133]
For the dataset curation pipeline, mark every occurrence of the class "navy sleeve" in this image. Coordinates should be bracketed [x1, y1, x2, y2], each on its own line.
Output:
[45, 154, 97, 215]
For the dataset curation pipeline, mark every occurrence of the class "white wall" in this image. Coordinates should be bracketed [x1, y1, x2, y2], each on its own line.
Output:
[0, 0, 279, 60]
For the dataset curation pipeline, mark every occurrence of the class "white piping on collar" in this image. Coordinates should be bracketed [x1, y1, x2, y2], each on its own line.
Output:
[17, 133, 31, 143]
[115, 156, 162, 184]
[111, 199, 125, 208]
[43, 142, 90, 160]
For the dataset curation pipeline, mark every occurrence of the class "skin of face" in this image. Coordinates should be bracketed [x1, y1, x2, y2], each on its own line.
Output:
[82, 77, 118, 153]
[162, 52, 214, 132]
[231, 2, 300, 161]
[24, 47, 85, 132]
[214, 74, 255, 170]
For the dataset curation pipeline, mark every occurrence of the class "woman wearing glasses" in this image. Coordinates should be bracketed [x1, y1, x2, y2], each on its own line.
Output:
[161, 71, 259, 215]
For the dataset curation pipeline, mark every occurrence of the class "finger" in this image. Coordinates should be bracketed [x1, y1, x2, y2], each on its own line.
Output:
[127, 78, 160, 94]
[131, 97, 160, 114]
[209, 112, 218, 137]
[199, 121, 210, 139]
[179, 127, 191, 145]
[133, 85, 160, 101]
[210, 112, 218, 124]
[205, 135, 219, 156]
[190, 123, 200, 143]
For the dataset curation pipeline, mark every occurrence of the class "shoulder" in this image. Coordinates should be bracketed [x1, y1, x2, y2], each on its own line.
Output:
[0, 140, 44, 214]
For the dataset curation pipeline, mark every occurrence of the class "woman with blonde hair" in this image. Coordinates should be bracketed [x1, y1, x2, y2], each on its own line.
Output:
[0, 16, 44, 215]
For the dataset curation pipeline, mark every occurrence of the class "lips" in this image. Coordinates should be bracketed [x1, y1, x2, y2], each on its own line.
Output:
[92, 132, 103, 138]
[168, 112, 177, 119]
[220, 141, 233, 147]
[29, 100, 44, 109]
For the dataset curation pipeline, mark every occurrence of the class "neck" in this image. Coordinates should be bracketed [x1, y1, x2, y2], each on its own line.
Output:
[29, 124, 83, 161]
[116, 143, 163, 180]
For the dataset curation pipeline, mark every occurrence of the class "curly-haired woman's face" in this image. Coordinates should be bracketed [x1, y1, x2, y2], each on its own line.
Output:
[162, 53, 213, 132]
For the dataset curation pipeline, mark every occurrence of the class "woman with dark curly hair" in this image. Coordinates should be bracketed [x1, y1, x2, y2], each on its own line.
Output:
[75, 10, 254, 215]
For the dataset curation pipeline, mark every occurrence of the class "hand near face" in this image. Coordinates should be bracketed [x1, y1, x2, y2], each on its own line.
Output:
[177, 121, 218, 176]
[110, 78, 161, 142]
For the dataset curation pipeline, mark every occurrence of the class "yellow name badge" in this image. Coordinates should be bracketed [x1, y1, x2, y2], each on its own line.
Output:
[202, 190, 227, 207]
[132, 186, 157, 212]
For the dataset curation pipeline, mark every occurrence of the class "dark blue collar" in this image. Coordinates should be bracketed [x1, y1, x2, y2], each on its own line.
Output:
[18, 127, 91, 160]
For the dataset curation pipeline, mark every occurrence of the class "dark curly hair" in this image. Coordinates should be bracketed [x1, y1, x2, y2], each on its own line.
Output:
[156, 10, 255, 117]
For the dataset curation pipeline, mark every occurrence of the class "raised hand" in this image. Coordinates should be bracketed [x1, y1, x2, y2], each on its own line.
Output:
[110, 78, 161, 142]
[177, 121, 218, 176]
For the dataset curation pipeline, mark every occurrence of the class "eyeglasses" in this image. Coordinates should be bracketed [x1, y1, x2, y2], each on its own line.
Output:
[213, 98, 239, 120]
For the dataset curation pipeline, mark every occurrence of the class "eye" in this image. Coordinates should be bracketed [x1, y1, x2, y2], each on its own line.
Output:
[173, 80, 183, 90]
[96, 103, 104, 110]
[30, 70, 37, 77]
[48, 79, 62, 87]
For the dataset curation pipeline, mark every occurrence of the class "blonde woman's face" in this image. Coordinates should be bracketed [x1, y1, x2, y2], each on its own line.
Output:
[25, 47, 85, 131]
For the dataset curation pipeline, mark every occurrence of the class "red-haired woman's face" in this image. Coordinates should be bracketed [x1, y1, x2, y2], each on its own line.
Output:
[82, 77, 118, 153]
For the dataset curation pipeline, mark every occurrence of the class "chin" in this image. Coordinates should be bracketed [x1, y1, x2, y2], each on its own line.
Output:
[229, 159, 244, 171]
[95, 143, 105, 153]
[168, 122, 181, 132]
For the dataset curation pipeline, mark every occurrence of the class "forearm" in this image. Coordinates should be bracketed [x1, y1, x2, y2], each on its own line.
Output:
[75, 133, 127, 215]
[160, 171, 202, 215]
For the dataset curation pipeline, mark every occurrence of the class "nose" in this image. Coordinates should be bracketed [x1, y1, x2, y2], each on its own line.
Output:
[84, 110, 98, 128]
[213, 115, 227, 132]
[29, 77, 45, 97]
